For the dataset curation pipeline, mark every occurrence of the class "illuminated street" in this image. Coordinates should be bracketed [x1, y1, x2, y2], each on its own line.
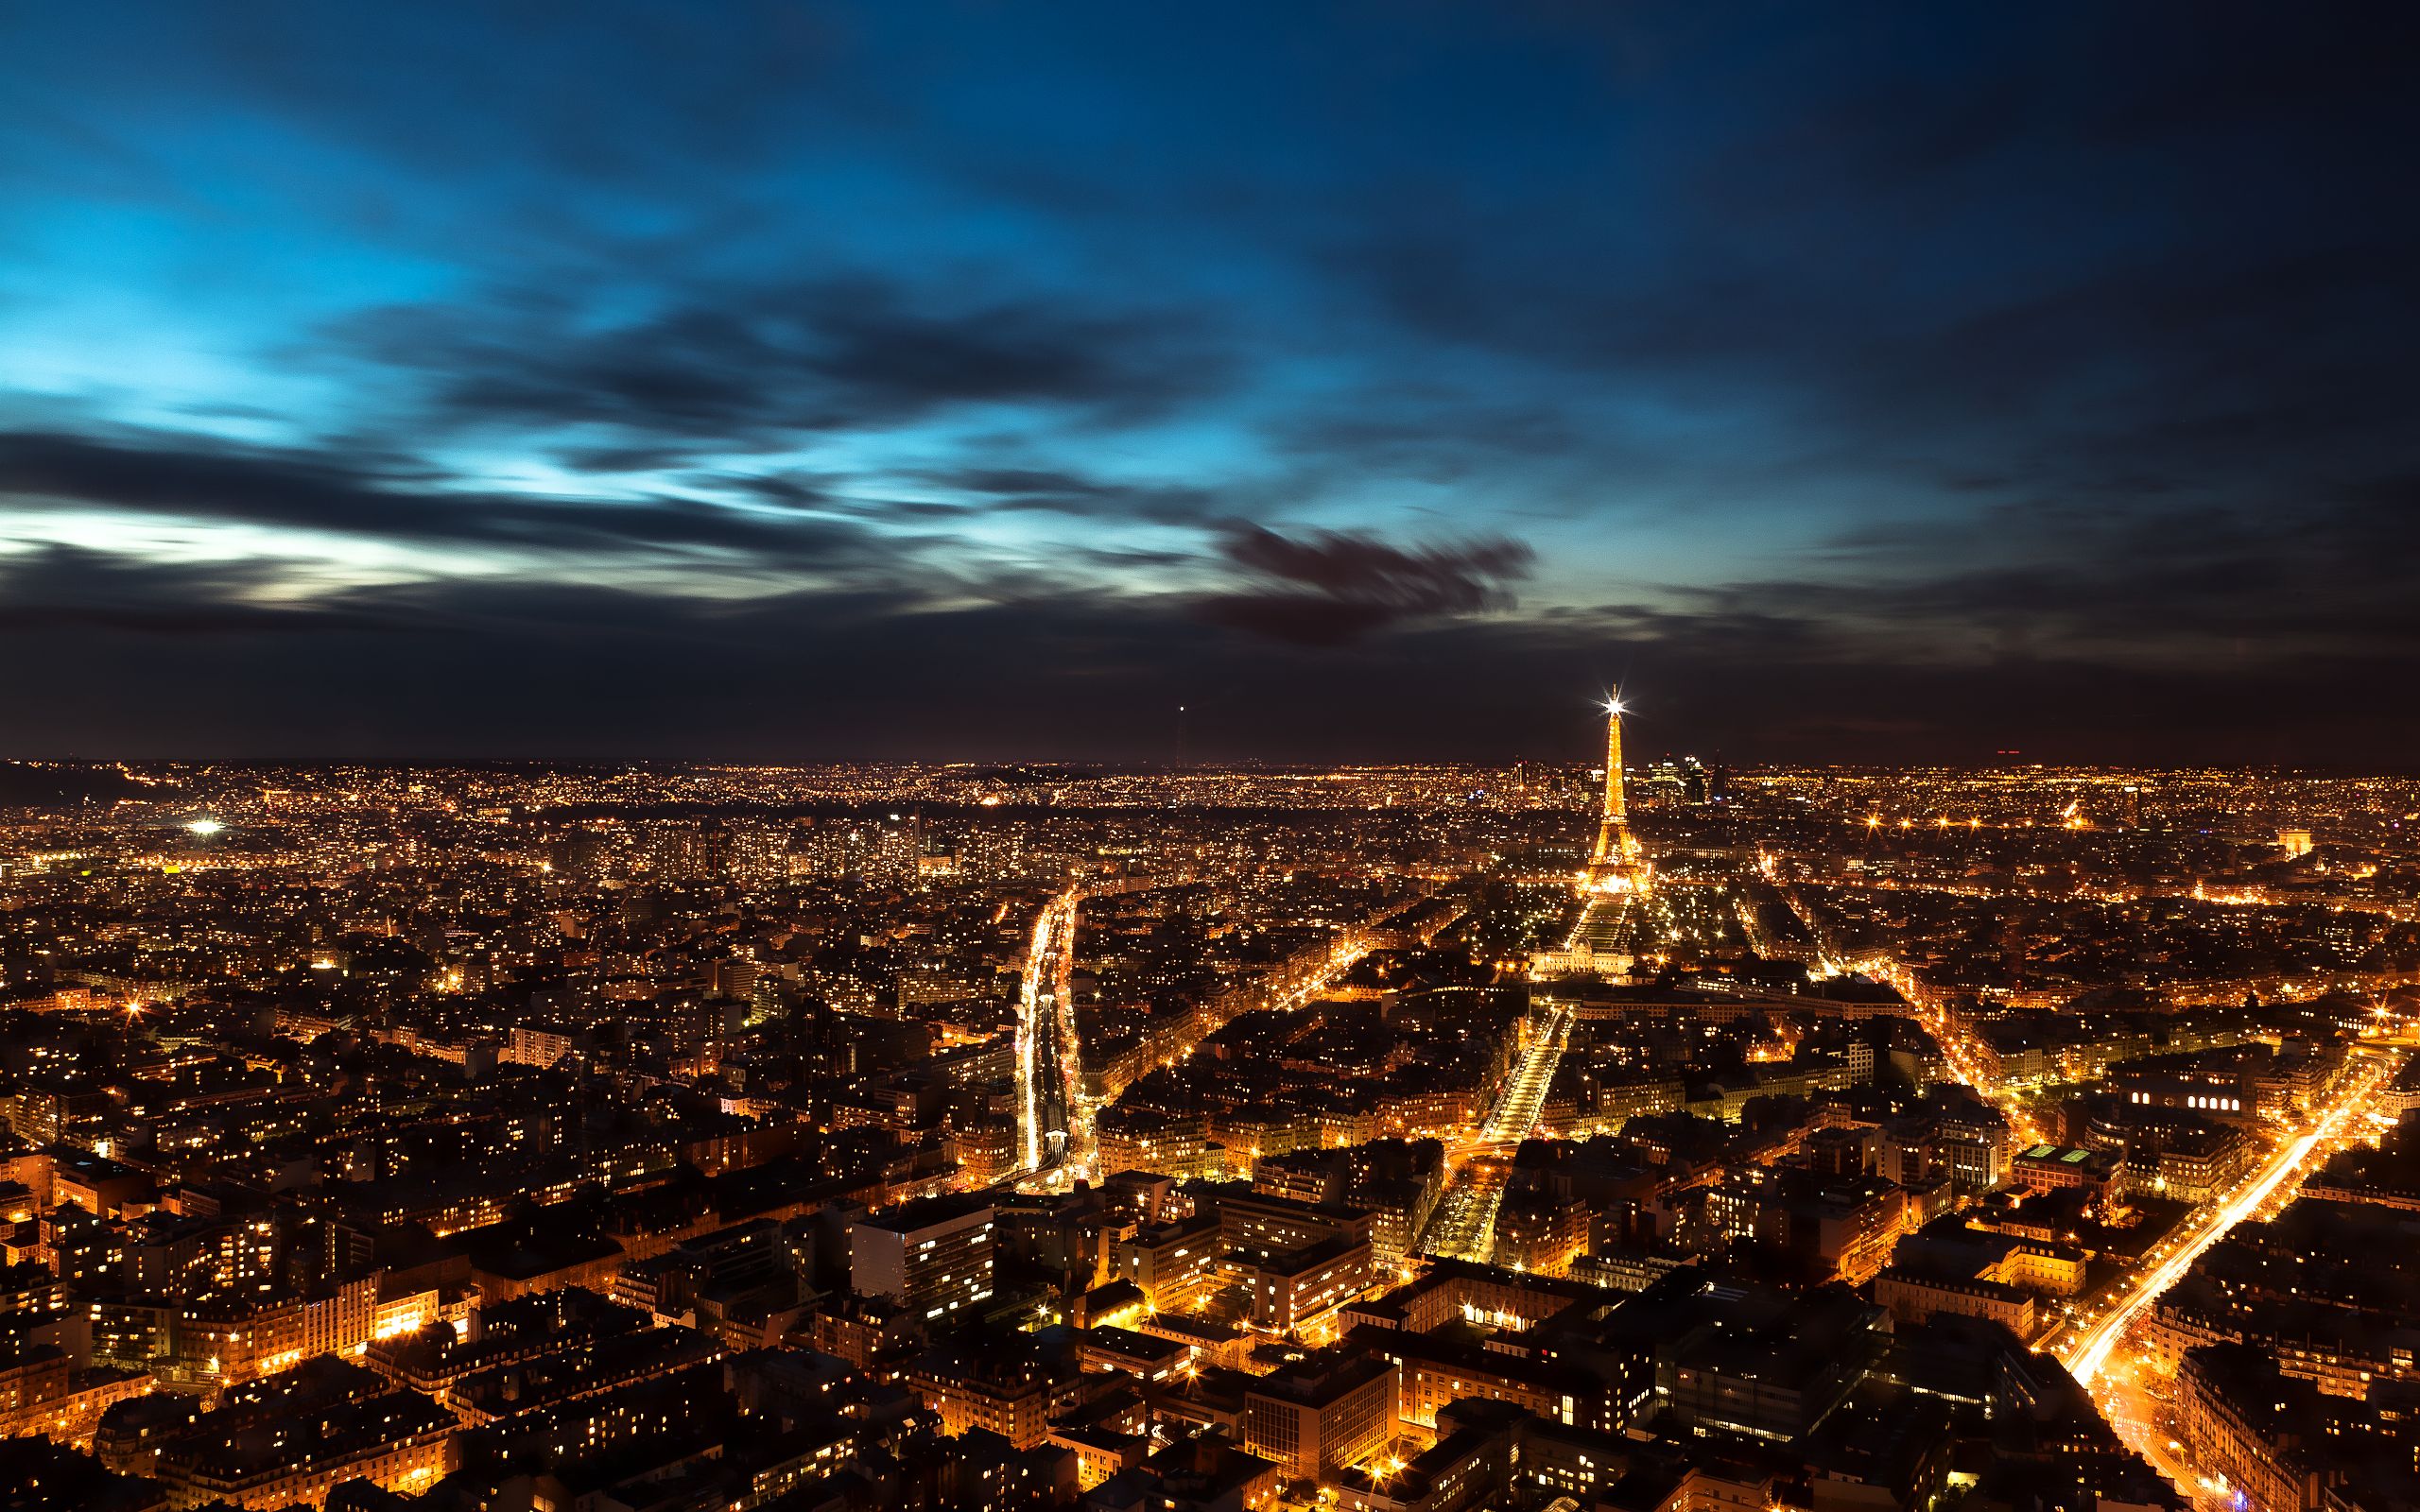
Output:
[2059, 1048, 2403, 1387]
[1013, 887, 1083, 1179]
[1482, 1002, 1577, 1145]
[1419, 1001, 1577, 1262]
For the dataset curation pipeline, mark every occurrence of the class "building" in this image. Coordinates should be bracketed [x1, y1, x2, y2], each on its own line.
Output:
[2172, 1344, 2334, 1512]
[0, 1348, 149, 1448]
[165, 1276, 380, 1389]
[1331, 1398, 1521, 1512]
[1242, 1234, 1371, 1335]
[2139, 1125, 2251, 1203]
[850, 1194, 995, 1324]
[1705, 1170, 1905, 1285]
[1873, 1268, 2036, 1336]
[2010, 1144, 2118, 1200]
[1659, 1288, 1892, 1445]
[153, 1385, 457, 1509]
[1370, 1328, 1596, 1435]
[906, 1344, 1080, 1449]
[1492, 1189, 1589, 1277]
[2111, 1052, 2262, 1128]
[1201, 1184, 1380, 1262]
[1241, 1350, 1399, 1480]
[1112, 1211, 1221, 1310]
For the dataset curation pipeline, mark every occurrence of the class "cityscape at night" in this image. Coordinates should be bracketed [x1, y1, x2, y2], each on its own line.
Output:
[7, 6, 2420, 1512]
[7, 733, 2420, 1512]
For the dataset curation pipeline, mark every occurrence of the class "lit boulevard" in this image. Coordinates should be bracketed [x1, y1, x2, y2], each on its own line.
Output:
[1420, 1000, 1578, 1262]
[1012, 885, 1083, 1178]
[2059, 1049, 2403, 1390]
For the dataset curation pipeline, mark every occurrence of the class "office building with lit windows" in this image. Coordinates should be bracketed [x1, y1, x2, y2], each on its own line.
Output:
[1241, 1350, 1398, 1480]
[849, 1194, 995, 1323]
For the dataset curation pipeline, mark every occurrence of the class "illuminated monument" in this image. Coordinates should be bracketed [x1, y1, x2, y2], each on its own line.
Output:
[1582, 690, 1650, 895]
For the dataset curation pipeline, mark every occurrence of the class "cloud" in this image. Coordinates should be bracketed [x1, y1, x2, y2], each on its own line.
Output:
[334, 274, 1233, 458]
[0, 544, 337, 634]
[1268, 398, 1582, 486]
[1756, 478, 2420, 664]
[0, 427, 895, 565]
[1194, 524, 1535, 645]
[5, 4, 2418, 765]
[3, 541, 2413, 767]
[911, 466, 1222, 526]
[1308, 9, 2420, 534]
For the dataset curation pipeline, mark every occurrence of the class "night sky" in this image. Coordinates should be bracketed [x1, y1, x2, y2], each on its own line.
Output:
[5, 5, 2416, 765]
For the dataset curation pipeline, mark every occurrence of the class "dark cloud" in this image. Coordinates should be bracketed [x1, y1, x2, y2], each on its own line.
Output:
[1319, 8, 2420, 533]
[1762, 480, 2420, 664]
[2, 541, 2411, 768]
[1194, 524, 1534, 645]
[0, 545, 337, 635]
[0, 428, 893, 565]
[2075, 3, 2420, 145]
[556, 441, 717, 475]
[1269, 399, 1582, 486]
[914, 466, 1221, 526]
[1343, 233, 2420, 516]
[336, 275, 1232, 455]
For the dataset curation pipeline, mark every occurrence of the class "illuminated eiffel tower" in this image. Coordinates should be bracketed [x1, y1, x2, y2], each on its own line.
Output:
[1582, 690, 1650, 894]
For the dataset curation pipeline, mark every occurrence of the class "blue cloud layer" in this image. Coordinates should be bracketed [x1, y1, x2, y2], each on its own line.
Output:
[2, 2, 2415, 760]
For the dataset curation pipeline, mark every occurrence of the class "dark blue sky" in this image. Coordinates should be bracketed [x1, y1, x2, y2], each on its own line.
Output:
[4, 4, 2415, 764]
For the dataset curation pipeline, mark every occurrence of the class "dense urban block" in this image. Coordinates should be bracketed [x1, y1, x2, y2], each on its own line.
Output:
[4, 730, 2418, 1512]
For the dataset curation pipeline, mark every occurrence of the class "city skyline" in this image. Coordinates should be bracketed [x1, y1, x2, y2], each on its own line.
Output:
[11, 9, 2420, 1495]
[5, 748, 2417, 1512]
[5, 5, 2418, 765]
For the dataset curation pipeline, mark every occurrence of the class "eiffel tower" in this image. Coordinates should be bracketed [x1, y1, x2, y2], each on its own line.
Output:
[1583, 690, 1650, 894]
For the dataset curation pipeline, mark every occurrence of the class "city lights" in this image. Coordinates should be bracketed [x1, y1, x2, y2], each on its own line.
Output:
[0, 745, 2412, 1511]
[0, 7, 2400, 1509]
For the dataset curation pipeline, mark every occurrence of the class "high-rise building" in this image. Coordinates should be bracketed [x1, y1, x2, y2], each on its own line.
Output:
[1681, 756, 1709, 806]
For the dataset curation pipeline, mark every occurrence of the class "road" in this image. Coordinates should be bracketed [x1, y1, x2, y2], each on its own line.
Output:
[2099, 1371, 2231, 1512]
[1417, 1001, 1578, 1262]
[1014, 887, 1387, 1189]
[2038, 1050, 2402, 1512]
[1013, 887, 1084, 1179]
[2058, 1048, 2401, 1387]
[1420, 1157, 1512, 1262]
[1422, 889, 1658, 1262]
[1484, 1003, 1576, 1143]
[1879, 943, 2402, 1508]
[1895, 984, 2050, 1145]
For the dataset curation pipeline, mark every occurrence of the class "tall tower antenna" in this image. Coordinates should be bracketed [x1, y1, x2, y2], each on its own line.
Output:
[1600, 692, 1627, 829]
